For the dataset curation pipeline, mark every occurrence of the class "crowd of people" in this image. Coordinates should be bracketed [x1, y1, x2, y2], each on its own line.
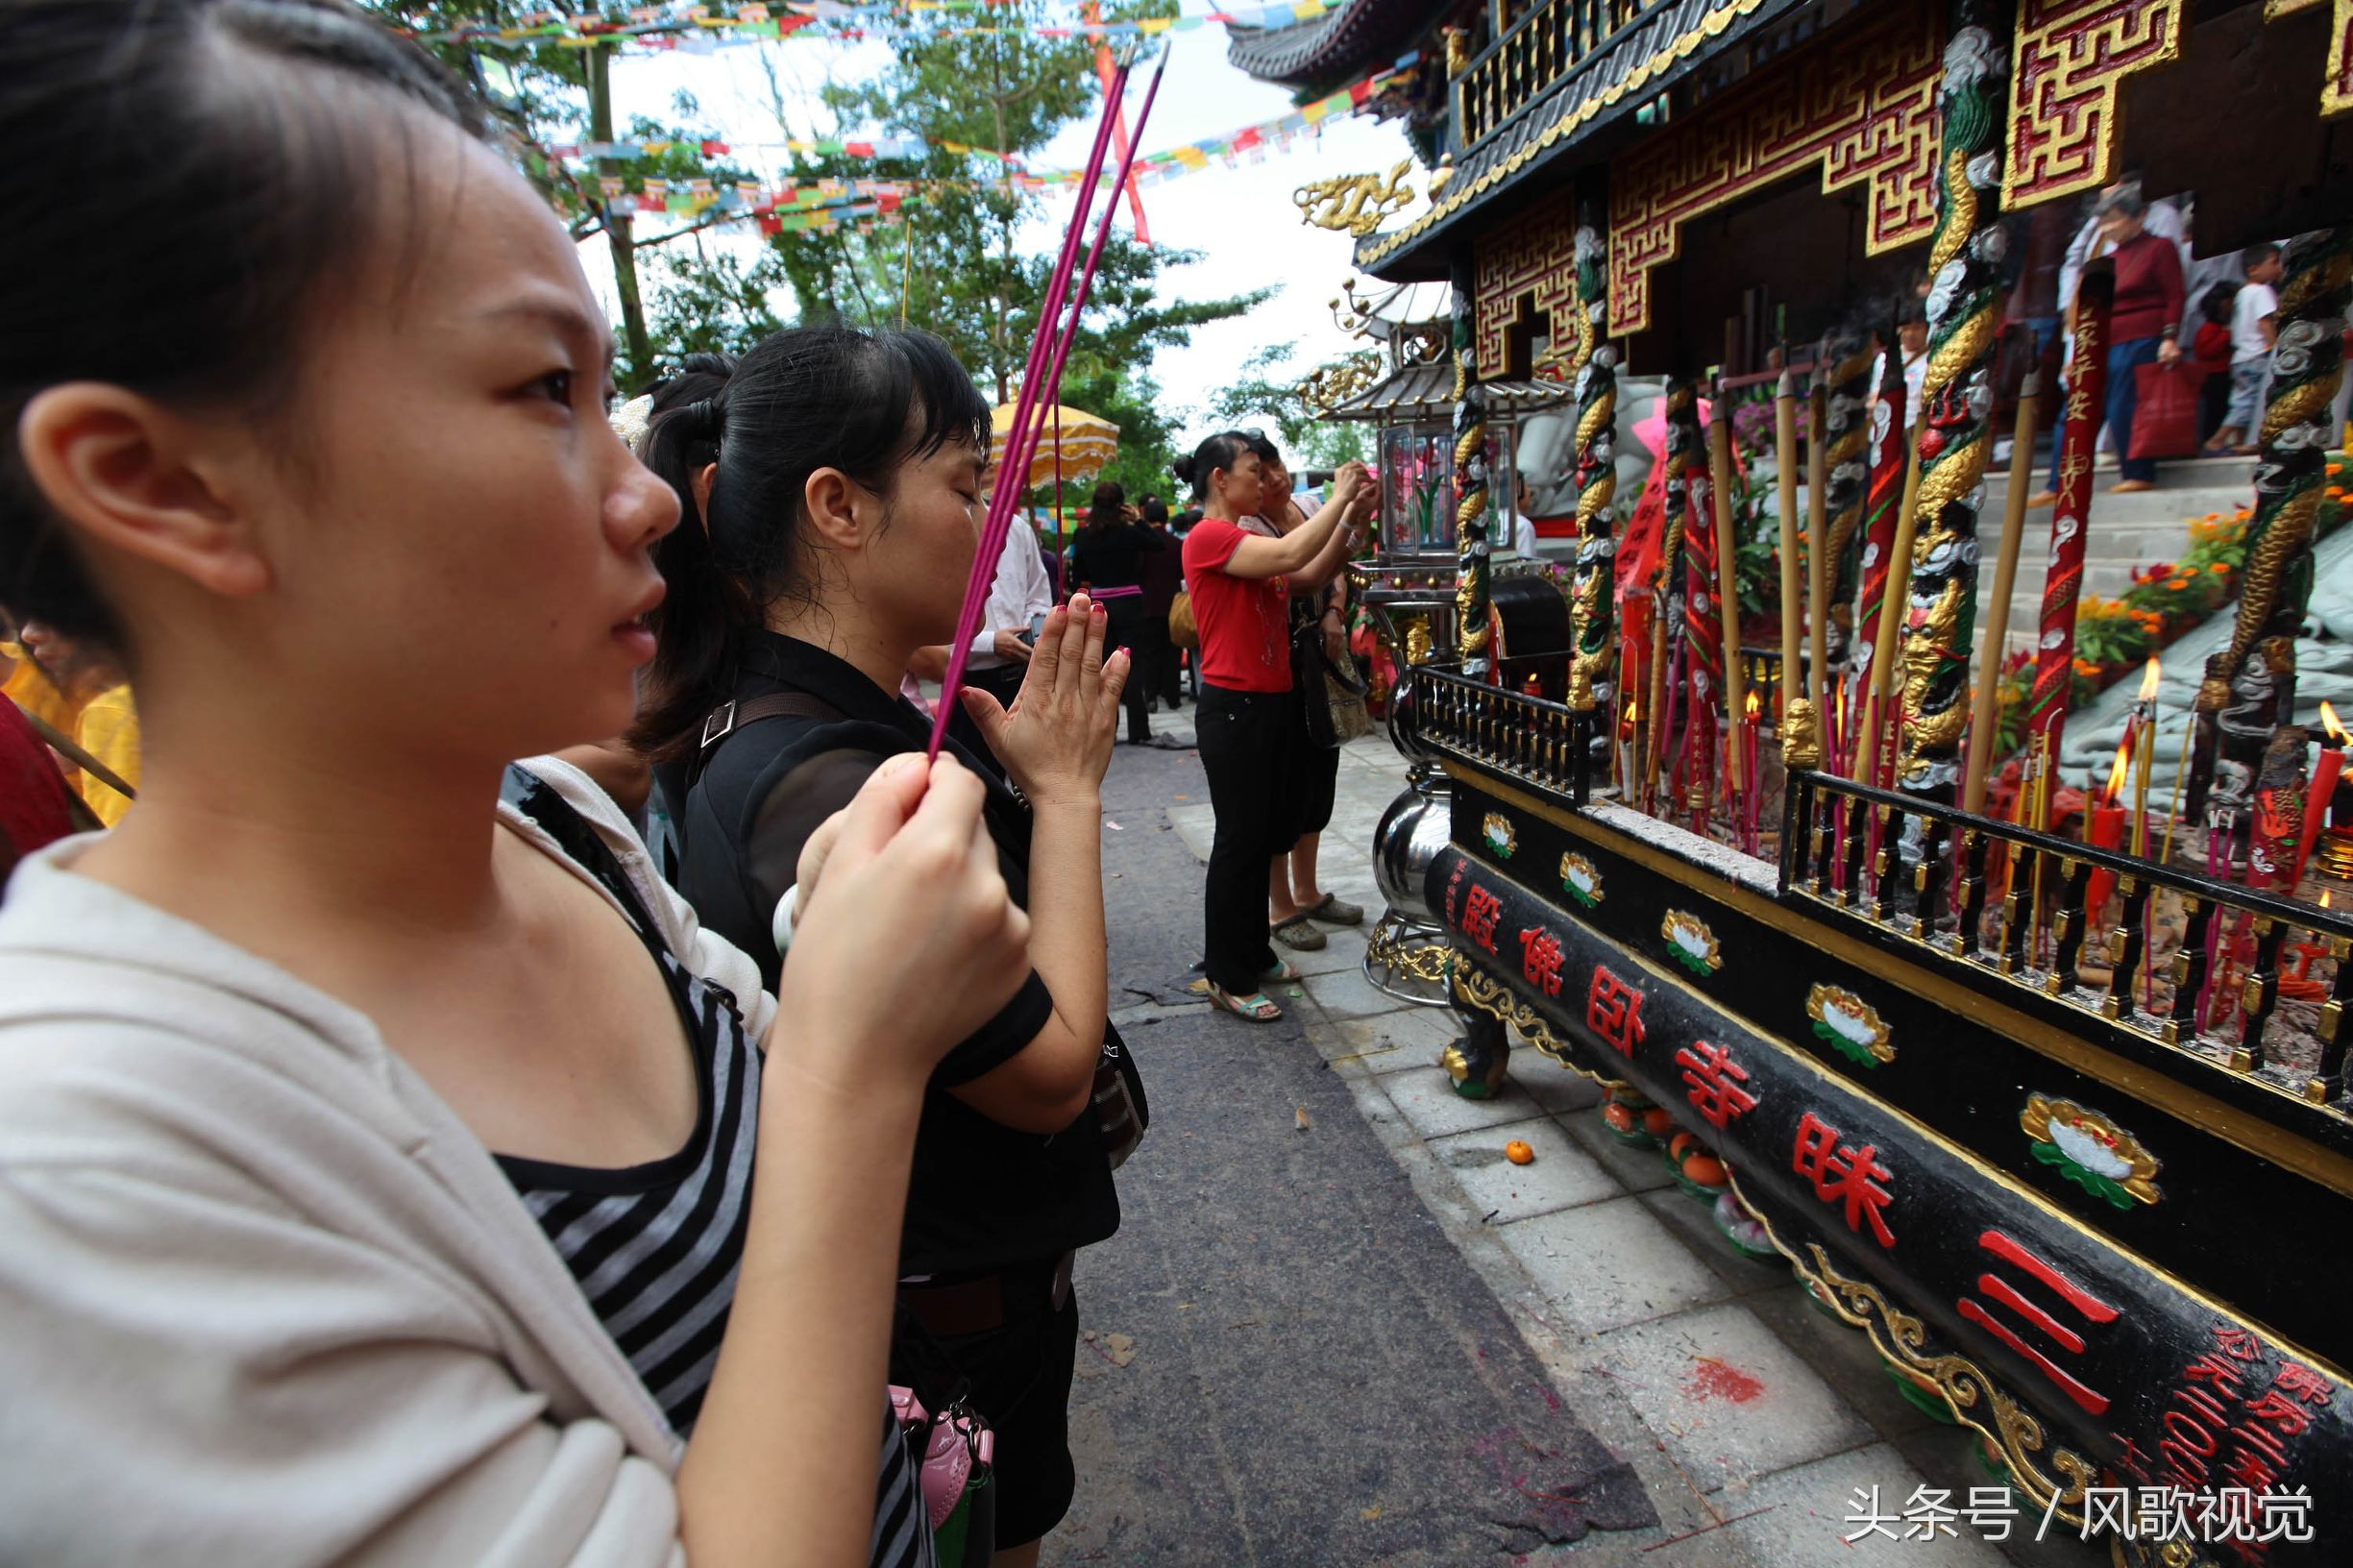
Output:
[0, 4, 1391, 1565]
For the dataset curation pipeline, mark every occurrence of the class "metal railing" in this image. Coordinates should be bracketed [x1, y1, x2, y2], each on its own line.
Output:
[1412, 658, 1592, 799]
[1456, 0, 1671, 150]
[1784, 770, 2353, 1112]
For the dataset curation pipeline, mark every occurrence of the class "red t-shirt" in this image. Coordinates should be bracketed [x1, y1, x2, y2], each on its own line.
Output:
[1182, 520, 1291, 693]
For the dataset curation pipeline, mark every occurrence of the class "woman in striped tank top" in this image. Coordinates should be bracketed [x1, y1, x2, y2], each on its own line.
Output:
[0, 4, 1025, 1563]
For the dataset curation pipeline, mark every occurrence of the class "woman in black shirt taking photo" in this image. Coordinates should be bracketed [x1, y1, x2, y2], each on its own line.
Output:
[632, 326, 1135, 1568]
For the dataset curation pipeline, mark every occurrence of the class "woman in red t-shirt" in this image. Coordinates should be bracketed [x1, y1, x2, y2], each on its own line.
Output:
[1178, 433, 1369, 1019]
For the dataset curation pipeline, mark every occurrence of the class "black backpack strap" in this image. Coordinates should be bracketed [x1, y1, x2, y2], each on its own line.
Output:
[687, 690, 847, 792]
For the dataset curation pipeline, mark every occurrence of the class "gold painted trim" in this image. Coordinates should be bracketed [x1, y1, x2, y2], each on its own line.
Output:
[1452, 964, 1628, 1091]
[1356, 0, 1774, 270]
[1453, 912, 2353, 1389]
[1725, 1164, 2098, 1522]
[1441, 760, 2353, 1202]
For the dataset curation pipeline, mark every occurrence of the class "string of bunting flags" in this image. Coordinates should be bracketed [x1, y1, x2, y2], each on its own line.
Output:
[414, 0, 1356, 51]
[567, 51, 1417, 219]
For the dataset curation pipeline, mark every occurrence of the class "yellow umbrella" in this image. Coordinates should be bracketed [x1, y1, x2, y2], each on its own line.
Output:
[990, 403, 1119, 491]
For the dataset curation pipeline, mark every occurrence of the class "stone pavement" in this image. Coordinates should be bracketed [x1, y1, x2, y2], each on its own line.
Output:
[1058, 719, 2101, 1567]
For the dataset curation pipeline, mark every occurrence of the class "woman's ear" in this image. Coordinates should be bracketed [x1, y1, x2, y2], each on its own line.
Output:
[801, 466, 868, 552]
[15, 383, 269, 601]
[692, 461, 717, 533]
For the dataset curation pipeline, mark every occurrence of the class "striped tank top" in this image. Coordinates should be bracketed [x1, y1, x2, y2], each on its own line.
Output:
[498, 768, 933, 1568]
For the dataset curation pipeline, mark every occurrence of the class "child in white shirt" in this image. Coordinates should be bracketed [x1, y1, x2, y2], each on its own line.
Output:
[2212, 242, 2283, 454]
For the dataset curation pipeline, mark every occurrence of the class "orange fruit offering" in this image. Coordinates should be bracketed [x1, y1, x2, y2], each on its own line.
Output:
[1505, 1139, 1535, 1165]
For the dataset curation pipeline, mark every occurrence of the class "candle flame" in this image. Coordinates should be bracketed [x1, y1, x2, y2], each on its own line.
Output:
[2138, 656, 2161, 701]
[2324, 891, 2334, 909]
[1746, 691, 1761, 720]
[2105, 738, 2131, 805]
[2323, 700, 2349, 747]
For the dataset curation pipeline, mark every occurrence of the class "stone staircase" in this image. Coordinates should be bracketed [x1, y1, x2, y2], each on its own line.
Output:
[1977, 453, 2256, 658]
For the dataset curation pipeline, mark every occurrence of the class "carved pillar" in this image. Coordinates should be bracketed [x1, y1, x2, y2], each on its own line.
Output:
[1566, 203, 1618, 718]
[1566, 204, 1618, 802]
[2189, 229, 2353, 833]
[1451, 256, 1493, 676]
[1896, 0, 2010, 804]
[1816, 328, 1873, 678]
[1645, 376, 1700, 804]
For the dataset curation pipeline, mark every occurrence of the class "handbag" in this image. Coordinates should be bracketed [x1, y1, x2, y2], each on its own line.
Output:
[2131, 359, 2205, 460]
[1167, 591, 1198, 651]
[891, 1384, 996, 1568]
[1325, 665, 1372, 744]
[1092, 1019, 1149, 1169]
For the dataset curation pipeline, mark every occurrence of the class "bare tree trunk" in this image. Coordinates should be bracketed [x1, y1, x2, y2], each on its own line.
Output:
[586, 43, 653, 386]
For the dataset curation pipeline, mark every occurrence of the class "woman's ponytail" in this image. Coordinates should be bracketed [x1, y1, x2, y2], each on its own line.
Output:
[627, 327, 991, 765]
[631, 357, 748, 764]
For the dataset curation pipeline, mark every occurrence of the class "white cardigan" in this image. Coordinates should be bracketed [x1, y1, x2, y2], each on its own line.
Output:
[0, 758, 777, 1566]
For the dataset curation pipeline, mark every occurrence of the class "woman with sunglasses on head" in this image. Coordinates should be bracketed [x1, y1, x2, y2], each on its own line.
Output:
[630, 325, 1135, 1568]
[1236, 436, 1366, 957]
[0, 4, 1033, 1564]
[1179, 432, 1371, 1021]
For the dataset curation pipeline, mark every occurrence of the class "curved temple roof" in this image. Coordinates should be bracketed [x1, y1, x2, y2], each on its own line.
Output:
[1225, 0, 1433, 86]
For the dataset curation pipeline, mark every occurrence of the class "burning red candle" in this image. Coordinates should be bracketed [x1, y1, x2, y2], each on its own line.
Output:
[2086, 740, 2130, 914]
[2292, 701, 2347, 889]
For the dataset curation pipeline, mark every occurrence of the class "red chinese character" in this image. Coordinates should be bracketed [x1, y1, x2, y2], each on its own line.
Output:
[2183, 1353, 2245, 1398]
[1586, 965, 1646, 1055]
[1792, 1112, 1897, 1247]
[2105, 1432, 2154, 1485]
[1677, 1041, 1757, 1129]
[1519, 926, 1565, 996]
[2221, 1446, 2282, 1494]
[2271, 1362, 2334, 1408]
[2214, 1325, 2265, 1362]
[1956, 1230, 2118, 1416]
[2243, 1389, 2311, 1438]
[2231, 1416, 2291, 1466]
[1461, 885, 1502, 953]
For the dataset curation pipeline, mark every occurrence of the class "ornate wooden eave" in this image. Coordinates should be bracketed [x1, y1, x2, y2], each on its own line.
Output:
[1225, 0, 1435, 89]
[1352, 0, 1822, 280]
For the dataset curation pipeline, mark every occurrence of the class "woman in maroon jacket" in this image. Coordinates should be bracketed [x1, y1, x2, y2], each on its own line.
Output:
[2093, 187, 2187, 493]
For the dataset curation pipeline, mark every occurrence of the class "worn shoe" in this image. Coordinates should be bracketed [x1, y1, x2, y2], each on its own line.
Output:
[1272, 914, 1327, 951]
[1206, 982, 1283, 1021]
[2110, 479, 2156, 494]
[1304, 892, 1365, 926]
[2024, 489, 2058, 507]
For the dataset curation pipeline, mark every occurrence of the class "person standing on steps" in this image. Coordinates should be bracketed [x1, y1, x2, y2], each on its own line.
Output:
[1181, 432, 1370, 1021]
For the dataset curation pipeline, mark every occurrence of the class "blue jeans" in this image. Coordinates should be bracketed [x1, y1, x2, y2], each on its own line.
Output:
[2106, 334, 2163, 484]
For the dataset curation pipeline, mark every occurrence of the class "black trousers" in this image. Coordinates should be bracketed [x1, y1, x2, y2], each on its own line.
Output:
[1100, 597, 1154, 741]
[1196, 682, 1299, 993]
[1136, 609, 1183, 706]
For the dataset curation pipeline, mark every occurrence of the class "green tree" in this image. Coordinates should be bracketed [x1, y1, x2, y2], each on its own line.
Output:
[1202, 343, 1372, 470]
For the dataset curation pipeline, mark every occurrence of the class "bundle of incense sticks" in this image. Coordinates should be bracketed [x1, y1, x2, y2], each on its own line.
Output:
[927, 43, 1169, 760]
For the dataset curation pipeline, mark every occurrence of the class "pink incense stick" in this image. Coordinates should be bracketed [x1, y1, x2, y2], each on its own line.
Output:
[929, 45, 1169, 759]
[929, 75, 1130, 753]
[930, 68, 1129, 748]
[995, 49, 1167, 551]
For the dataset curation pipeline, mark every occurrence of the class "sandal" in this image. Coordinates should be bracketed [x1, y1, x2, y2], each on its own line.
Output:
[1262, 958, 1302, 983]
[1272, 913, 1327, 951]
[1304, 892, 1365, 926]
[1206, 982, 1283, 1022]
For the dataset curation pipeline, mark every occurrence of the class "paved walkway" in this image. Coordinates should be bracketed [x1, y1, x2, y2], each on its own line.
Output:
[1051, 719, 2099, 1566]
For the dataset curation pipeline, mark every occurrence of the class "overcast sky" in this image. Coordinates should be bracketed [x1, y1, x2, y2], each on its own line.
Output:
[587, 20, 1421, 447]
